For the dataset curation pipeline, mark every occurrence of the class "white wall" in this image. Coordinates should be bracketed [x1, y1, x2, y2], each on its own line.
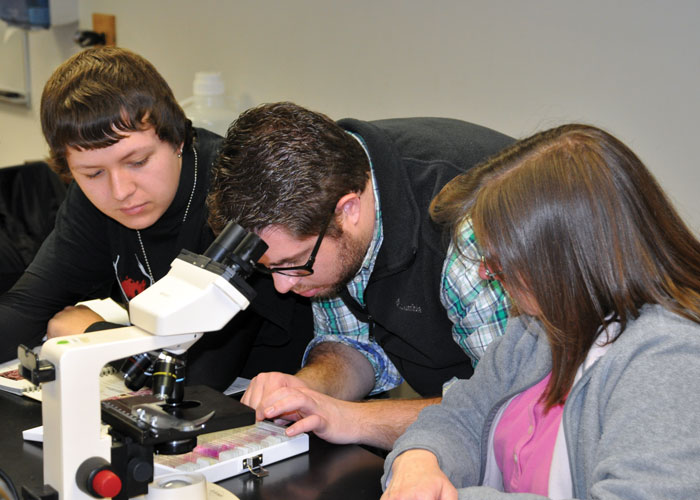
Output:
[1, 0, 698, 233]
[0, 20, 78, 165]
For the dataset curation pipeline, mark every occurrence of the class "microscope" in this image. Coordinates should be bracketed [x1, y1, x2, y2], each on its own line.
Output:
[18, 222, 267, 500]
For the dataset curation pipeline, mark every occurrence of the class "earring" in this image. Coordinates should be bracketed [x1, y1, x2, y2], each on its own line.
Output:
[177, 150, 183, 158]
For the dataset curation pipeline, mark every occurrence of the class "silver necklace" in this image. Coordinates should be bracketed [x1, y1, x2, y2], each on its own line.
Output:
[136, 145, 198, 284]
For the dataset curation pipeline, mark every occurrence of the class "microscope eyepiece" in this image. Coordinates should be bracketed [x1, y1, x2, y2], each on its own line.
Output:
[233, 233, 268, 269]
[202, 221, 268, 278]
[203, 222, 248, 264]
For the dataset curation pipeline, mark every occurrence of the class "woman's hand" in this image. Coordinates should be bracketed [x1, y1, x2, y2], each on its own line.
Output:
[382, 449, 458, 500]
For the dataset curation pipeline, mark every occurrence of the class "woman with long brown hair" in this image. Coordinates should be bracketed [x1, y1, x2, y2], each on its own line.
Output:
[382, 124, 700, 499]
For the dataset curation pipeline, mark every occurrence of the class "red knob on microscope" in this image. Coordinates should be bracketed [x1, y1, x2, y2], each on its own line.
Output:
[91, 469, 122, 498]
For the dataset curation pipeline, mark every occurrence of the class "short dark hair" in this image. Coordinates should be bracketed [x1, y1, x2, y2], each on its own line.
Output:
[432, 124, 700, 409]
[40, 46, 190, 179]
[207, 102, 369, 237]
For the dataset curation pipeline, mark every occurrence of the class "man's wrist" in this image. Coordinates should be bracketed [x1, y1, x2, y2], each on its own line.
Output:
[348, 397, 440, 450]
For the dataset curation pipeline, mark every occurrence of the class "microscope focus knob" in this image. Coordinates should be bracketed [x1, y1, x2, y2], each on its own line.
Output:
[76, 457, 123, 498]
[92, 470, 122, 498]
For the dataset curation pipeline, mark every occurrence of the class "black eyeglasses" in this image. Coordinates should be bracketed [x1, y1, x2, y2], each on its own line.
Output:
[255, 212, 334, 277]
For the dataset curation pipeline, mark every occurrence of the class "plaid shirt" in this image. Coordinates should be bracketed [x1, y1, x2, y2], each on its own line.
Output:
[440, 220, 510, 363]
[305, 137, 393, 394]
[304, 136, 510, 395]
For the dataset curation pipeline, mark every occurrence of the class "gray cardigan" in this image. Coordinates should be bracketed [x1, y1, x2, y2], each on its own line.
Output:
[383, 305, 700, 499]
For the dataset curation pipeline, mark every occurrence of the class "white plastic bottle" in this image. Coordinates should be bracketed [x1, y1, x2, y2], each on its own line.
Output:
[180, 72, 238, 137]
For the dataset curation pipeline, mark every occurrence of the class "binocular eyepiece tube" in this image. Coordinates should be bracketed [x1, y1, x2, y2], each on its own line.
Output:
[203, 221, 268, 276]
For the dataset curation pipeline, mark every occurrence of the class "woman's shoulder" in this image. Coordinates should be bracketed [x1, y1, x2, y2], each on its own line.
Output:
[612, 304, 700, 358]
[482, 315, 551, 374]
[631, 304, 700, 335]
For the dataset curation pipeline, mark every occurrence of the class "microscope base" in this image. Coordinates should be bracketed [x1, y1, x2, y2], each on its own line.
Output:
[134, 472, 239, 500]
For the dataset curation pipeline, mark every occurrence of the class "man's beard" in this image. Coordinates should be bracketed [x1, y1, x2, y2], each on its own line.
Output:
[304, 230, 367, 300]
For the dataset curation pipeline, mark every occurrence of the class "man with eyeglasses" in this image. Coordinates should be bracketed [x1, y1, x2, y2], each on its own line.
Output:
[208, 102, 513, 449]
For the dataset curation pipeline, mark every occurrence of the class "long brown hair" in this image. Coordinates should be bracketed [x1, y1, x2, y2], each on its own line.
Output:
[431, 124, 700, 408]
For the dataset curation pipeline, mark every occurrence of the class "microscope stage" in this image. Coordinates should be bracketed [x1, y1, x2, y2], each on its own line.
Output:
[102, 385, 255, 450]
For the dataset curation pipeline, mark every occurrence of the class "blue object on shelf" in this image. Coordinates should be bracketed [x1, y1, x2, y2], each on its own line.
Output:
[0, 0, 50, 29]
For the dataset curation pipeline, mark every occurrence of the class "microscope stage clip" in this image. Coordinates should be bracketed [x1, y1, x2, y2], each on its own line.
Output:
[133, 403, 214, 432]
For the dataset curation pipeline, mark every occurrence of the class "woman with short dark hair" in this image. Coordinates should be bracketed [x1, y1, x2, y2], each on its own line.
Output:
[0, 47, 312, 388]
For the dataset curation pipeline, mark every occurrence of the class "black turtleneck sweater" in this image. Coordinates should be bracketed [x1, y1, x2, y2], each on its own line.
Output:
[0, 128, 313, 389]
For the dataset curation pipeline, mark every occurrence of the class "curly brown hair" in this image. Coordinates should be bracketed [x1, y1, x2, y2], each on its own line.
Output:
[207, 102, 369, 238]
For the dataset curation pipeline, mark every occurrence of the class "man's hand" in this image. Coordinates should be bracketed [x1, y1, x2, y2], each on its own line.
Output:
[382, 449, 457, 500]
[256, 385, 362, 444]
[241, 372, 311, 422]
[250, 382, 441, 449]
[241, 344, 438, 448]
[46, 305, 105, 339]
[241, 342, 375, 423]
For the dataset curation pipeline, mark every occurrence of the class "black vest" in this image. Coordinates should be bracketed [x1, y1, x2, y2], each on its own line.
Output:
[338, 118, 513, 396]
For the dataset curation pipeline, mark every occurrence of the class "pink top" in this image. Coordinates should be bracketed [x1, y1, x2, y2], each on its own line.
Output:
[493, 372, 564, 495]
